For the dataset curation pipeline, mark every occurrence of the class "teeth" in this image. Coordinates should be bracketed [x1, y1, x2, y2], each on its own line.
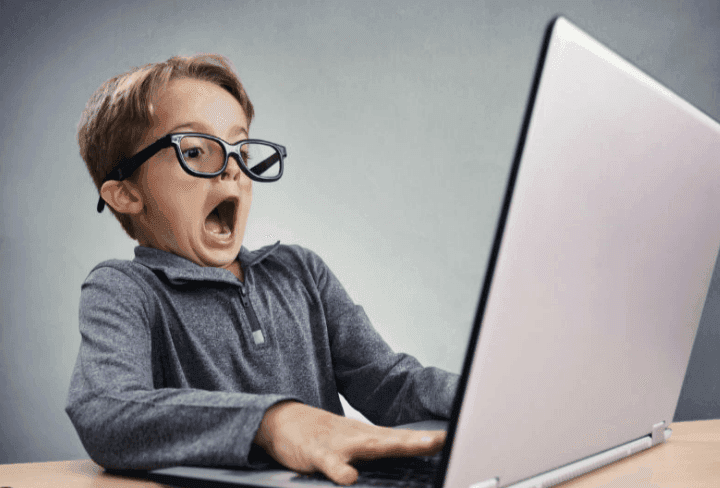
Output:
[205, 207, 231, 236]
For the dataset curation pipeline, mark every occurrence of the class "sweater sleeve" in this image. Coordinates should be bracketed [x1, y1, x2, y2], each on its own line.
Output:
[303, 249, 459, 427]
[65, 266, 295, 470]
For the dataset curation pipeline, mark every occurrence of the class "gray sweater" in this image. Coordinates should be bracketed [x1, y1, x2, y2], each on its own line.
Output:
[66, 243, 458, 470]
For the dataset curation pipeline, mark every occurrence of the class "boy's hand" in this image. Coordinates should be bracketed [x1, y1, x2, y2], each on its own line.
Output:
[253, 401, 446, 485]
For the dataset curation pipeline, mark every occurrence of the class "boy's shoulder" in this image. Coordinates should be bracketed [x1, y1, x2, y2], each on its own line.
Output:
[83, 254, 162, 300]
[87, 256, 150, 281]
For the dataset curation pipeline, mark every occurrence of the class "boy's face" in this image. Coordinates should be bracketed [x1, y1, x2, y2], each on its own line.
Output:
[131, 77, 252, 272]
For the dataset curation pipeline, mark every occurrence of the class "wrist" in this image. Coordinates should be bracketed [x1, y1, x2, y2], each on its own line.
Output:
[254, 400, 300, 449]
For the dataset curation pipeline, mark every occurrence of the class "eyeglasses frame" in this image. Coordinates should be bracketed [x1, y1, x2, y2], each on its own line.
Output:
[96, 132, 286, 212]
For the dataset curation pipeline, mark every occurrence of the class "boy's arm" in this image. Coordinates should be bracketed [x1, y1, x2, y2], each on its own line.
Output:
[305, 248, 460, 426]
[65, 266, 296, 470]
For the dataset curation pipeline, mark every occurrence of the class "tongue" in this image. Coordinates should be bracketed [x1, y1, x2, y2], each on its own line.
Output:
[205, 211, 230, 235]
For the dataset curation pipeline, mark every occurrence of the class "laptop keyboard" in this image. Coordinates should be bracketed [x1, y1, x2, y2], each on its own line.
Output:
[295, 453, 441, 487]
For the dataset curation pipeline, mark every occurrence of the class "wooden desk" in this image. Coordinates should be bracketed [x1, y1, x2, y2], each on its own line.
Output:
[2, 419, 718, 487]
[557, 419, 720, 487]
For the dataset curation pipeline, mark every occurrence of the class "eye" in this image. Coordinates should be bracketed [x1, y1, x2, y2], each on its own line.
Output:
[182, 146, 203, 160]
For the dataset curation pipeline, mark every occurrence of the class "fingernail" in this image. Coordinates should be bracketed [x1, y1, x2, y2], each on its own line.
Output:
[421, 436, 432, 442]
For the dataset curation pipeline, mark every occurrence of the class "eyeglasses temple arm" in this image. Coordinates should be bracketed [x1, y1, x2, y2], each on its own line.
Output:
[96, 136, 173, 213]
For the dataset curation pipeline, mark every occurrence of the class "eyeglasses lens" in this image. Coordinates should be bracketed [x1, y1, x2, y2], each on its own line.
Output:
[240, 142, 282, 179]
[180, 136, 225, 174]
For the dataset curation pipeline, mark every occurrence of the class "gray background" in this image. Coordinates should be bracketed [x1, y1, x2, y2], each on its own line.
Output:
[1, 0, 719, 465]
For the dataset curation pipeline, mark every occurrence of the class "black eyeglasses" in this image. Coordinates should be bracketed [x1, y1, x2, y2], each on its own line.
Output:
[97, 132, 286, 212]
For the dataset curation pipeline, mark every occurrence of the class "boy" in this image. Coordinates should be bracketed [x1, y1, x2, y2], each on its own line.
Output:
[66, 54, 458, 486]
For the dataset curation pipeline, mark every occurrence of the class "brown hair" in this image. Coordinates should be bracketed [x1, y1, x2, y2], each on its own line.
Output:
[77, 54, 255, 239]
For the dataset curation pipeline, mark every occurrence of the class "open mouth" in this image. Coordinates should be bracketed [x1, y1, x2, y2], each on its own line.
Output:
[204, 198, 238, 238]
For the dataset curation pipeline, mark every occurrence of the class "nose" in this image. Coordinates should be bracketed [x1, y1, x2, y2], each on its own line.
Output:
[221, 153, 243, 181]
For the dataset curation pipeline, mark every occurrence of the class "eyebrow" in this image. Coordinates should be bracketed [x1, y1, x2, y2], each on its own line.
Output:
[230, 126, 249, 139]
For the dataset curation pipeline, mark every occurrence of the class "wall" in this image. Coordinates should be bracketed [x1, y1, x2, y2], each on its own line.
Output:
[1, 0, 718, 464]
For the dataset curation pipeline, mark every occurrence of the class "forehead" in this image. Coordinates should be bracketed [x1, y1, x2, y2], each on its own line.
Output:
[147, 77, 249, 140]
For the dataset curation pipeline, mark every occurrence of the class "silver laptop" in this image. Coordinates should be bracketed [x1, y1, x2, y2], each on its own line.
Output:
[133, 16, 720, 488]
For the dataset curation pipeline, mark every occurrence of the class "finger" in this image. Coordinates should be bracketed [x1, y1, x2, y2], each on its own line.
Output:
[314, 450, 359, 486]
[388, 428, 446, 453]
[350, 429, 446, 461]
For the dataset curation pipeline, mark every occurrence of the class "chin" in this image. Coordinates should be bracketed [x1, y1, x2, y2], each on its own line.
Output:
[204, 243, 242, 267]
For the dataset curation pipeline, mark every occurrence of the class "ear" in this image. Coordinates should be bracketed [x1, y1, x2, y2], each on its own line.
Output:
[100, 180, 144, 215]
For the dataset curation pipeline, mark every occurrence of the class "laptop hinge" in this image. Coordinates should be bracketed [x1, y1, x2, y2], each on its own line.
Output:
[651, 420, 667, 446]
[469, 477, 499, 488]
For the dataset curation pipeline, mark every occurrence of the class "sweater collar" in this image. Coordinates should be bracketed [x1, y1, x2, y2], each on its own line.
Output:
[133, 241, 281, 285]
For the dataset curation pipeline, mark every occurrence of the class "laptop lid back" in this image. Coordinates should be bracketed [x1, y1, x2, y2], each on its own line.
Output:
[442, 16, 720, 488]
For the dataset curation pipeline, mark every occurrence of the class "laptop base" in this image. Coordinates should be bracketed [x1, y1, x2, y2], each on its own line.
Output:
[499, 428, 671, 488]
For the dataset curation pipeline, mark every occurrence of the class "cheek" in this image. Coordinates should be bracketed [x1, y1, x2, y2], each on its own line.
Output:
[241, 182, 253, 219]
[243, 177, 253, 200]
[146, 178, 204, 229]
